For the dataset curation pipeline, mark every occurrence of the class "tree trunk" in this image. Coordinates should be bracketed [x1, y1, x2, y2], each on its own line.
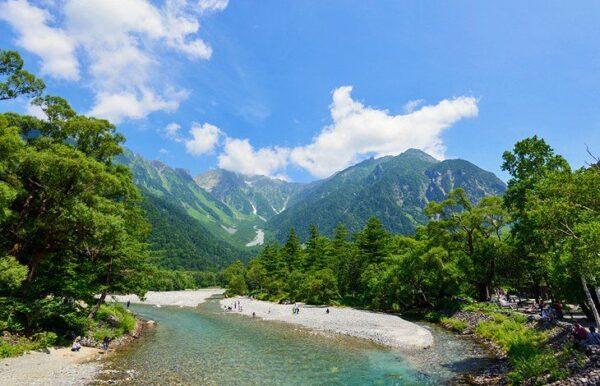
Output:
[88, 292, 106, 319]
[580, 302, 593, 321]
[581, 275, 600, 328]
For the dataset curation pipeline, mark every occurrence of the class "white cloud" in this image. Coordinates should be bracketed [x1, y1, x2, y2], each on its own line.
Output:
[289, 86, 478, 178]
[404, 99, 424, 113]
[0, 0, 79, 80]
[185, 122, 222, 155]
[159, 148, 169, 154]
[89, 89, 185, 123]
[218, 138, 290, 177]
[0, 0, 227, 122]
[164, 122, 183, 142]
[210, 87, 477, 179]
[198, 0, 228, 14]
[26, 101, 47, 119]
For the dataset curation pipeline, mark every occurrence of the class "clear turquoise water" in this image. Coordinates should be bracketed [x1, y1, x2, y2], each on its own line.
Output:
[95, 300, 492, 385]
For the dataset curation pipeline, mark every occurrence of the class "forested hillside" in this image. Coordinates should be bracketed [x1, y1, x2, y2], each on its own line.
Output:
[267, 148, 506, 240]
[117, 150, 264, 250]
[141, 191, 251, 270]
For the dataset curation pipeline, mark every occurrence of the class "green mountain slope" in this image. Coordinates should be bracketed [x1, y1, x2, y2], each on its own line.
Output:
[116, 150, 264, 249]
[195, 169, 308, 220]
[141, 191, 251, 270]
[267, 149, 506, 240]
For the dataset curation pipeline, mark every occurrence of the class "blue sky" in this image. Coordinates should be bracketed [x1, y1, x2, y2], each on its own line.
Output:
[1, 1, 599, 181]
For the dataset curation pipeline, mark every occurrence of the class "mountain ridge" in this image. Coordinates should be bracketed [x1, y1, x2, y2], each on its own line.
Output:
[120, 148, 506, 263]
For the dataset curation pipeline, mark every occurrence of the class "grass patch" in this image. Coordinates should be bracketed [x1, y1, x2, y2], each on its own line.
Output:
[461, 302, 502, 313]
[440, 317, 468, 332]
[0, 332, 57, 358]
[89, 303, 136, 341]
[475, 313, 568, 385]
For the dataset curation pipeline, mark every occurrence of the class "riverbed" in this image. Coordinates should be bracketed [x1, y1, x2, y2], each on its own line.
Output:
[93, 298, 494, 385]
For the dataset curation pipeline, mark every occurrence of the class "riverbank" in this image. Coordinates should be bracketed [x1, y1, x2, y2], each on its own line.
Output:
[0, 346, 102, 386]
[0, 315, 152, 385]
[220, 296, 433, 349]
[109, 288, 225, 307]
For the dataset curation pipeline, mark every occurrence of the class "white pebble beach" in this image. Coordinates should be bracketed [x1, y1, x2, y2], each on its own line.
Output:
[220, 296, 434, 349]
[109, 288, 225, 307]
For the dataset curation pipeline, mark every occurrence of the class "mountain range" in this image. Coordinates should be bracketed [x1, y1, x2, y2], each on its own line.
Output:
[118, 148, 506, 269]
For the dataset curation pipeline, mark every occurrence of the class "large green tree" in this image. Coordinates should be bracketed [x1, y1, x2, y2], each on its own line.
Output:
[0, 50, 150, 333]
[525, 165, 600, 327]
[501, 136, 570, 295]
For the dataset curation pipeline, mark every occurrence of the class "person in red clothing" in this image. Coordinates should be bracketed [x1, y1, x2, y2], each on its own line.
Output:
[573, 323, 589, 341]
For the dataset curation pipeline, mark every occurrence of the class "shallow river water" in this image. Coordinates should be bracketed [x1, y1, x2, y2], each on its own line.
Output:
[94, 299, 493, 385]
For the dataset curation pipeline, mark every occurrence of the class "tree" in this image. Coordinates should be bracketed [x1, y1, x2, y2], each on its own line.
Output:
[283, 228, 303, 272]
[0, 50, 151, 332]
[0, 256, 27, 291]
[300, 269, 339, 305]
[357, 216, 389, 265]
[0, 50, 45, 101]
[304, 224, 329, 271]
[501, 136, 570, 296]
[526, 166, 600, 327]
[424, 189, 510, 300]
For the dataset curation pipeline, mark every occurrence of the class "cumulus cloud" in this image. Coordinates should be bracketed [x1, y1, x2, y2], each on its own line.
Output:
[0, 0, 79, 80]
[185, 122, 222, 155]
[89, 89, 186, 123]
[198, 0, 228, 14]
[218, 138, 290, 177]
[164, 122, 183, 142]
[0, 0, 227, 122]
[289, 86, 478, 178]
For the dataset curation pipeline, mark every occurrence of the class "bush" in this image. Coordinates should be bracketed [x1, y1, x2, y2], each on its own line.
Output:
[89, 303, 136, 341]
[423, 311, 443, 322]
[440, 317, 468, 332]
[461, 302, 502, 313]
[0, 331, 57, 358]
[475, 314, 565, 385]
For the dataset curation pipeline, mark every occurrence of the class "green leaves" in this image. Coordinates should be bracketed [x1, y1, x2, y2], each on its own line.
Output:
[0, 50, 151, 334]
[0, 50, 45, 101]
[0, 256, 27, 291]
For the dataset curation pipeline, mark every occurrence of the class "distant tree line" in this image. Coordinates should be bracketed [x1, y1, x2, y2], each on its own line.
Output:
[225, 136, 600, 326]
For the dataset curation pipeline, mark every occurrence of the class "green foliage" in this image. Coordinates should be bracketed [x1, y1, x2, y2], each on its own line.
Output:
[0, 256, 27, 290]
[141, 191, 248, 270]
[0, 50, 150, 344]
[474, 315, 568, 384]
[269, 149, 506, 241]
[0, 331, 57, 358]
[300, 269, 339, 305]
[0, 49, 45, 101]
[90, 303, 136, 341]
[440, 317, 468, 332]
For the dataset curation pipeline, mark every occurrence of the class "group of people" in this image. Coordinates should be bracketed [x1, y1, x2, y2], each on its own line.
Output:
[70, 335, 112, 352]
[224, 300, 243, 312]
[573, 323, 600, 346]
[537, 299, 563, 321]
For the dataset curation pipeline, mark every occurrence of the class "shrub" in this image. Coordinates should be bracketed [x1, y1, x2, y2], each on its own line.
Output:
[0, 331, 57, 358]
[89, 303, 136, 341]
[475, 314, 566, 385]
[461, 302, 502, 313]
[440, 317, 468, 332]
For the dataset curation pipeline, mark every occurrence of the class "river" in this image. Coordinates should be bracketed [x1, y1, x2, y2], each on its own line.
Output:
[94, 298, 493, 385]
